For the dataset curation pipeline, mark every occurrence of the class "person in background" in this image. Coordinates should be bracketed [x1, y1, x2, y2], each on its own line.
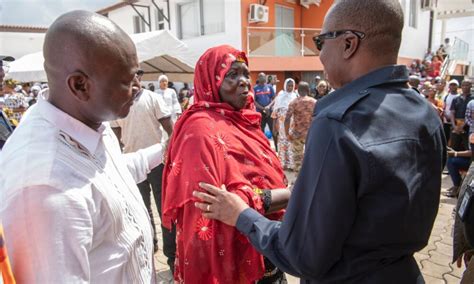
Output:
[315, 80, 330, 99]
[111, 70, 174, 261]
[310, 75, 322, 97]
[157, 74, 182, 123]
[450, 80, 473, 150]
[194, 0, 445, 282]
[452, 162, 474, 282]
[3, 82, 28, 123]
[254, 72, 277, 150]
[178, 83, 191, 111]
[435, 77, 447, 100]
[1, 10, 163, 282]
[446, 80, 473, 198]
[272, 78, 298, 171]
[443, 79, 460, 145]
[0, 55, 15, 150]
[267, 75, 276, 94]
[408, 75, 421, 93]
[424, 47, 434, 61]
[0, 54, 15, 284]
[285, 81, 316, 173]
[423, 83, 444, 117]
[167, 80, 177, 93]
[444, 38, 452, 58]
[429, 55, 442, 78]
[148, 82, 155, 92]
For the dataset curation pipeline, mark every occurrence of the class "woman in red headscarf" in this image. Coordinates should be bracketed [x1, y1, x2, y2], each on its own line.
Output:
[162, 45, 291, 283]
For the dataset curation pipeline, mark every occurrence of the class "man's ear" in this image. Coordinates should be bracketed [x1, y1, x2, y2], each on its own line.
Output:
[343, 34, 360, 60]
[66, 71, 90, 101]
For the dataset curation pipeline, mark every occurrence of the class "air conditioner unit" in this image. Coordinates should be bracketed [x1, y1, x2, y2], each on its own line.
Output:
[300, 0, 321, 9]
[249, 4, 269, 23]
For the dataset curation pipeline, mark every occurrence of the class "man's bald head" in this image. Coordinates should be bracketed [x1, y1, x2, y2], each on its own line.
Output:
[43, 10, 140, 128]
[44, 10, 135, 83]
[326, 0, 403, 57]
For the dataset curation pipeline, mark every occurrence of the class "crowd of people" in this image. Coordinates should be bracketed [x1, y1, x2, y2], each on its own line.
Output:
[1, 0, 474, 283]
[407, 38, 453, 84]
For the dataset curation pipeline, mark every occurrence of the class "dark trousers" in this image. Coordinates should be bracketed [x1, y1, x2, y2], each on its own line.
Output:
[260, 113, 278, 151]
[447, 157, 471, 186]
[443, 123, 451, 145]
[137, 163, 176, 271]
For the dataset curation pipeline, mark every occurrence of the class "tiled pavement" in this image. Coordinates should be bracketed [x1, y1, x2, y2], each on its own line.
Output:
[153, 172, 464, 283]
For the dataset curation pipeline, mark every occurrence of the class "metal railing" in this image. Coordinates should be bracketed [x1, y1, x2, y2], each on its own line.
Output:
[246, 27, 322, 57]
[451, 37, 469, 62]
[440, 37, 470, 77]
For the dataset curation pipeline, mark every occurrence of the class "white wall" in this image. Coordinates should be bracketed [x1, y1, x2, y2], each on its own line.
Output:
[0, 32, 45, 59]
[399, 0, 431, 59]
[168, 0, 242, 64]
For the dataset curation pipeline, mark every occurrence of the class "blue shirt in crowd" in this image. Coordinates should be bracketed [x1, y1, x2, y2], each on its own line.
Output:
[253, 83, 275, 111]
[236, 65, 446, 283]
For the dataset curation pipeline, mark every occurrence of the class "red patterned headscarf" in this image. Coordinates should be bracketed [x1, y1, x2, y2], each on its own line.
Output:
[162, 45, 286, 283]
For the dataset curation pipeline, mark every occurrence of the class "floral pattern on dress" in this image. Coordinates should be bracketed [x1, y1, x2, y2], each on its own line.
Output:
[169, 159, 183, 176]
[212, 132, 230, 152]
[195, 217, 213, 241]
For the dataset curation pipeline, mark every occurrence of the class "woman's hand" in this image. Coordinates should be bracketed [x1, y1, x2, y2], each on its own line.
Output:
[194, 183, 249, 226]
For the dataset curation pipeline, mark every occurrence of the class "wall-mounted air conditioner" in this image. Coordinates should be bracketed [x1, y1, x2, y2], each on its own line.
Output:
[249, 4, 269, 23]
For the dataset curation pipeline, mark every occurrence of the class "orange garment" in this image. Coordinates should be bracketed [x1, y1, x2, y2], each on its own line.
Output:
[0, 223, 15, 284]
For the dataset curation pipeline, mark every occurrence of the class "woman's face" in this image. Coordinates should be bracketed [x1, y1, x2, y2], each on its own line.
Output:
[285, 81, 294, 93]
[317, 84, 327, 94]
[219, 61, 251, 110]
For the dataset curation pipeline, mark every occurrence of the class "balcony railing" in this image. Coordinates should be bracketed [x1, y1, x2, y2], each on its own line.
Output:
[451, 37, 469, 62]
[246, 27, 322, 57]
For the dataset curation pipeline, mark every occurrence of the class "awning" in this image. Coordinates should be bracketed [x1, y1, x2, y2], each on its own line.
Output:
[7, 30, 196, 83]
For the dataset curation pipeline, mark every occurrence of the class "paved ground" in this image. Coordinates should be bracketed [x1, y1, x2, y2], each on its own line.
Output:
[153, 172, 463, 283]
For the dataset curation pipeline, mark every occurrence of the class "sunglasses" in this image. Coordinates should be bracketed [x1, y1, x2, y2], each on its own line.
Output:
[136, 69, 144, 76]
[313, 30, 366, 51]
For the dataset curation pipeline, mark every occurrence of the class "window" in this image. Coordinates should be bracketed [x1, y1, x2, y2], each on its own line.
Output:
[178, 0, 225, 40]
[178, 1, 200, 39]
[202, 0, 225, 35]
[133, 14, 147, 33]
[155, 8, 165, 30]
[409, 0, 418, 28]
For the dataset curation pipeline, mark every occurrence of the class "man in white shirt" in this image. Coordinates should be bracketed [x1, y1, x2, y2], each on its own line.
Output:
[443, 79, 460, 144]
[156, 74, 182, 123]
[0, 11, 162, 283]
[111, 70, 176, 271]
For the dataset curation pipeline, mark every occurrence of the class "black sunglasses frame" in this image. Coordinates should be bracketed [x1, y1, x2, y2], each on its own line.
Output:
[313, 30, 366, 51]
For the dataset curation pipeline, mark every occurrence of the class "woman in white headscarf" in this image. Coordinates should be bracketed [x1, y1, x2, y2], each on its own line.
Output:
[272, 78, 297, 170]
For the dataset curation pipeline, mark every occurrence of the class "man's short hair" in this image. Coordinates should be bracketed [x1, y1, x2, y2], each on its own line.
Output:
[330, 0, 404, 57]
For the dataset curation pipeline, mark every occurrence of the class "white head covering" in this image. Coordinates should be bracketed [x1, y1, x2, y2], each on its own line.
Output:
[158, 74, 169, 83]
[274, 78, 297, 110]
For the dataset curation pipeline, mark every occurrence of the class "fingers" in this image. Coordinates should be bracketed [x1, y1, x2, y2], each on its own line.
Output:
[195, 201, 211, 212]
[193, 190, 218, 204]
[199, 182, 226, 195]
